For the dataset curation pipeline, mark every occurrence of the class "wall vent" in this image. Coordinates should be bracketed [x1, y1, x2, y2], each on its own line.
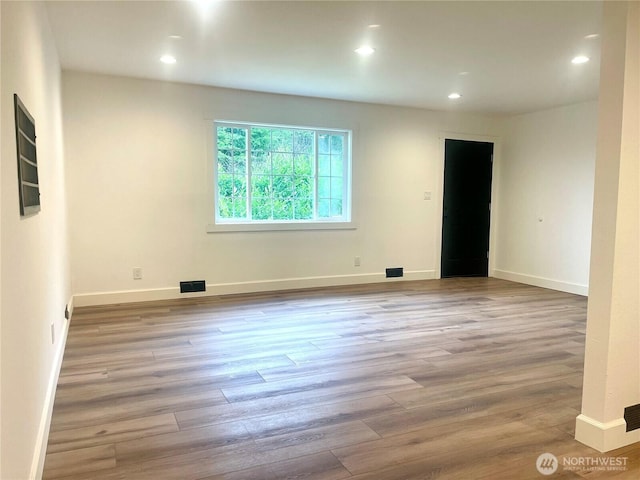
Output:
[624, 403, 640, 432]
[180, 280, 206, 293]
[386, 267, 404, 278]
[14, 94, 41, 216]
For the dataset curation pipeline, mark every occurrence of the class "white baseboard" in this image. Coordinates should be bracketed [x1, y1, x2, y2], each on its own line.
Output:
[575, 414, 640, 452]
[492, 269, 588, 296]
[73, 270, 437, 307]
[66, 296, 74, 319]
[29, 298, 72, 479]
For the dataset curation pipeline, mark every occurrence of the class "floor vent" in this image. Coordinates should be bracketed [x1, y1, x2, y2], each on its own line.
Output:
[180, 280, 206, 293]
[624, 403, 640, 432]
[386, 267, 404, 278]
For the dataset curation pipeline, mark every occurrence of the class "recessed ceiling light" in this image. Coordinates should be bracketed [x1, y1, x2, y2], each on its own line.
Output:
[458, 71, 470, 76]
[448, 93, 462, 99]
[571, 55, 590, 64]
[355, 46, 375, 56]
[192, 0, 217, 17]
[193, 0, 216, 9]
[368, 24, 381, 29]
[585, 33, 599, 39]
[160, 54, 177, 64]
[168, 35, 183, 40]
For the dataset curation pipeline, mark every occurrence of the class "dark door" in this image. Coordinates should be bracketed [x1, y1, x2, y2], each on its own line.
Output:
[441, 139, 493, 278]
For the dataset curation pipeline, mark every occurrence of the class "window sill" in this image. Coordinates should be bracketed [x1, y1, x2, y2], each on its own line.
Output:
[207, 221, 357, 233]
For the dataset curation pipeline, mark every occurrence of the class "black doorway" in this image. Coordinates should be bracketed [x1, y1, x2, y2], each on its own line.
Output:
[441, 139, 493, 278]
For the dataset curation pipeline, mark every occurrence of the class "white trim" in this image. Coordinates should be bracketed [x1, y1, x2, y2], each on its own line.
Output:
[436, 132, 501, 279]
[66, 296, 74, 319]
[74, 286, 181, 307]
[207, 221, 357, 233]
[575, 414, 640, 452]
[73, 270, 437, 307]
[29, 299, 72, 479]
[492, 269, 588, 296]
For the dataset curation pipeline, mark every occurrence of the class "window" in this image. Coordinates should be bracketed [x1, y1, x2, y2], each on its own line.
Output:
[213, 122, 351, 229]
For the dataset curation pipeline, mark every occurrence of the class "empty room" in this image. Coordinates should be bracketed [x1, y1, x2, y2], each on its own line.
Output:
[1, 1, 638, 479]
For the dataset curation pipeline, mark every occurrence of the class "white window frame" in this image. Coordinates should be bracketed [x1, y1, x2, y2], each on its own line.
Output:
[208, 121, 354, 233]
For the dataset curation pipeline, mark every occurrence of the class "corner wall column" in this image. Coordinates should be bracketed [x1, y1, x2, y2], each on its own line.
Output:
[575, 0, 640, 452]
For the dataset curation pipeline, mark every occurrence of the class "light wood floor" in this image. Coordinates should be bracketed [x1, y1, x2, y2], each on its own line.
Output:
[44, 278, 639, 479]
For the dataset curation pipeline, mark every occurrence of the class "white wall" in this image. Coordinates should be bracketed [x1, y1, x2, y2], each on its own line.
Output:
[63, 71, 503, 305]
[494, 101, 597, 295]
[0, 2, 71, 479]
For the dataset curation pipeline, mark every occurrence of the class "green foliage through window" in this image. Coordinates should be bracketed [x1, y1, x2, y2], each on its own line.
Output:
[215, 123, 350, 223]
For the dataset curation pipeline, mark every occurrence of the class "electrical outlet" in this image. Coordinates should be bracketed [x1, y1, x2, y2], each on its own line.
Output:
[133, 267, 143, 280]
[51, 323, 55, 344]
[354, 256, 361, 267]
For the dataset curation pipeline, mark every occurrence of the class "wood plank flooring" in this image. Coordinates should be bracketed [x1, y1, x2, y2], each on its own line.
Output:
[43, 278, 640, 479]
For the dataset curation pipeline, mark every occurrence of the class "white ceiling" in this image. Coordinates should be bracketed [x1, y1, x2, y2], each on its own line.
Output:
[46, 1, 603, 115]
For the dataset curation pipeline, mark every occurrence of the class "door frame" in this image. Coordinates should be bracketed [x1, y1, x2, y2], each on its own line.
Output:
[435, 132, 501, 279]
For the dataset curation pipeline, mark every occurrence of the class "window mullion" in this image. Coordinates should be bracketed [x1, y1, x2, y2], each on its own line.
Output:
[268, 130, 272, 219]
[313, 132, 318, 221]
[246, 127, 251, 220]
[342, 132, 348, 220]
